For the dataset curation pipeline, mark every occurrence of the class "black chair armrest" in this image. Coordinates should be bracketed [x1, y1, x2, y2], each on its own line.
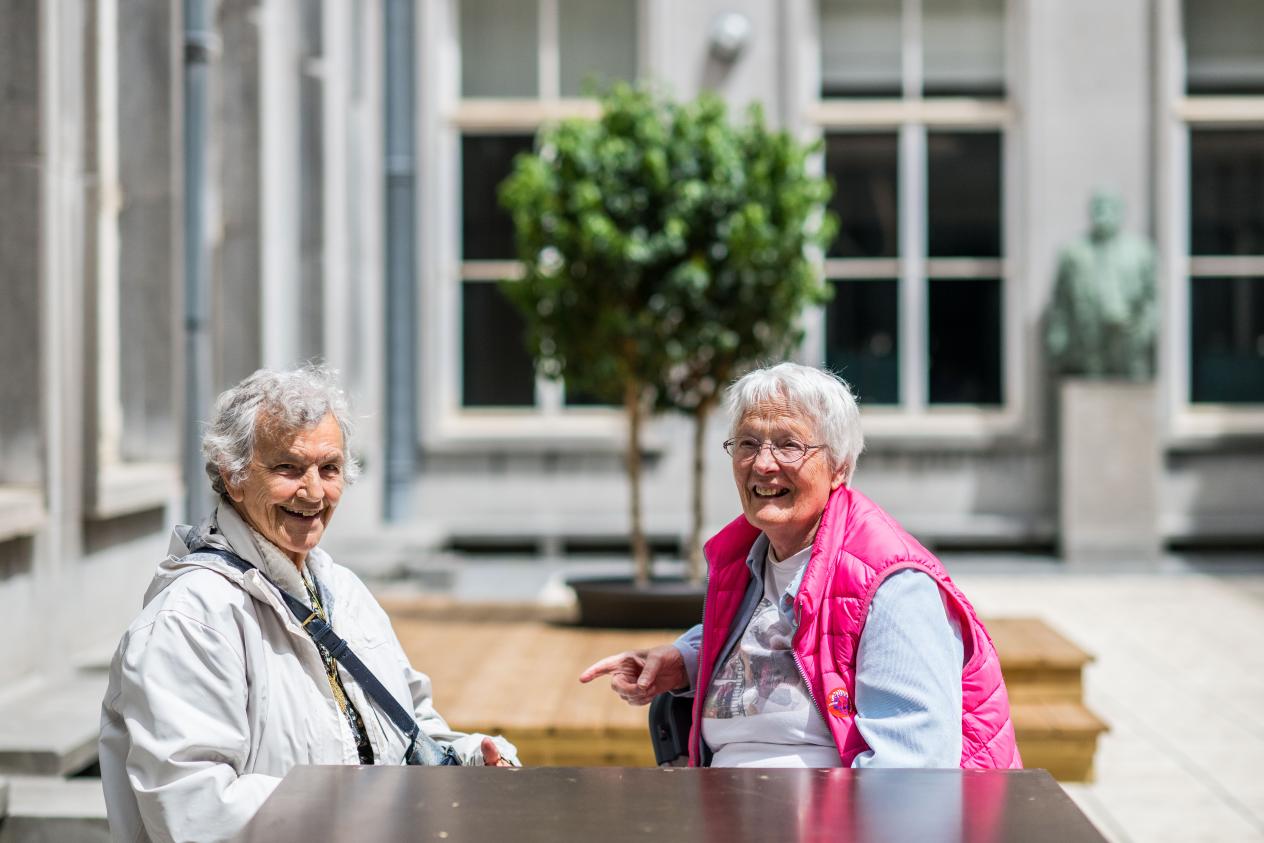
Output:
[648, 692, 693, 767]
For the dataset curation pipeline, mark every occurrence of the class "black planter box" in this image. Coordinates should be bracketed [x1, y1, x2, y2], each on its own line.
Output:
[568, 576, 706, 629]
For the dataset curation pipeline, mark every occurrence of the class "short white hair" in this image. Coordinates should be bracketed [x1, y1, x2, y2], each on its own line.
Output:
[725, 362, 864, 484]
[201, 364, 360, 497]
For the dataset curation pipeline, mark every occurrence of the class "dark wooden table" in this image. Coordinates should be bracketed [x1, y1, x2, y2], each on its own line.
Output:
[237, 766, 1107, 842]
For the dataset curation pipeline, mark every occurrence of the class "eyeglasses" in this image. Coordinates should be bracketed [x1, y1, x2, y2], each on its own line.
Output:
[723, 437, 825, 465]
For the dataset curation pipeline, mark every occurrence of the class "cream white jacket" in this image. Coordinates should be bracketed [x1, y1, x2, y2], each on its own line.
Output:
[99, 502, 516, 843]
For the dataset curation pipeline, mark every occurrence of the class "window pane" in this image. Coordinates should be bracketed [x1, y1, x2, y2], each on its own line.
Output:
[928, 279, 1002, 404]
[462, 281, 536, 407]
[824, 133, 899, 258]
[1190, 130, 1264, 256]
[559, 0, 637, 97]
[564, 382, 614, 407]
[462, 134, 535, 261]
[928, 131, 1002, 257]
[1184, 0, 1264, 95]
[825, 279, 899, 405]
[460, 0, 538, 98]
[1190, 277, 1264, 403]
[923, 0, 1005, 97]
[819, 0, 902, 98]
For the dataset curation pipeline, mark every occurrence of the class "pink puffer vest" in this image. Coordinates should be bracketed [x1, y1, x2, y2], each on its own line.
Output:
[689, 484, 1022, 769]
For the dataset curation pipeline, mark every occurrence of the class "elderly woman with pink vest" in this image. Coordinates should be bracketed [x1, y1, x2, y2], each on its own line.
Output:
[582, 363, 1020, 768]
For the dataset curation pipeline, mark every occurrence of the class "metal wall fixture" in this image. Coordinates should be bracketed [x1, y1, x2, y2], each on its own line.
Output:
[708, 11, 752, 63]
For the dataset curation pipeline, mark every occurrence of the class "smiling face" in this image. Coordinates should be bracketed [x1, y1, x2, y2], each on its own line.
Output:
[224, 412, 346, 568]
[731, 395, 846, 560]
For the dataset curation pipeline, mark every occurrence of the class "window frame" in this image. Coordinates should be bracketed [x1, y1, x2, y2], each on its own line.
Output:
[84, 0, 181, 519]
[1157, 0, 1264, 442]
[419, 0, 648, 450]
[804, 0, 1025, 445]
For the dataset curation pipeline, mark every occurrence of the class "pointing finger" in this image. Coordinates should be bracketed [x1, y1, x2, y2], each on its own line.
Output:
[578, 653, 628, 683]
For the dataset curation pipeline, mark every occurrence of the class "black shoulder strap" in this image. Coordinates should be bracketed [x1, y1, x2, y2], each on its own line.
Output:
[194, 546, 459, 766]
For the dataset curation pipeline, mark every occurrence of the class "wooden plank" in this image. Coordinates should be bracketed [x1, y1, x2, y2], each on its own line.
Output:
[1013, 703, 1109, 738]
[1003, 668, 1083, 703]
[988, 618, 1094, 670]
[383, 603, 1108, 777]
[1015, 738, 1101, 783]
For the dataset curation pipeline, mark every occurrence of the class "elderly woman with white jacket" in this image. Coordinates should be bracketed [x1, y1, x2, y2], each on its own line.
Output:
[99, 365, 517, 843]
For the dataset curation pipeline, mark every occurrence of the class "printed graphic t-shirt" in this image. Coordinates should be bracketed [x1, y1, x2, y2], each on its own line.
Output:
[700, 544, 840, 768]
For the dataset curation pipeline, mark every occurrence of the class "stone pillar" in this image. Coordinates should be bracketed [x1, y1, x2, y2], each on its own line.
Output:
[212, 0, 264, 388]
[0, 0, 46, 488]
[1058, 379, 1161, 563]
[297, 0, 324, 361]
[117, 0, 180, 461]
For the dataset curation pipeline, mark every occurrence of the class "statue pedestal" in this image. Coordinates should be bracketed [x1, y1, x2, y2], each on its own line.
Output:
[1058, 380, 1161, 564]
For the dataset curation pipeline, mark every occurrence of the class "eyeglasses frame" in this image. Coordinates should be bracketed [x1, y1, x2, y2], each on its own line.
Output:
[722, 437, 826, 465]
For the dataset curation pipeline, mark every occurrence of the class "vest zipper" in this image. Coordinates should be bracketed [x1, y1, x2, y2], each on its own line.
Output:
[791, 600, 827, 722]
[692, 587, 707, 763]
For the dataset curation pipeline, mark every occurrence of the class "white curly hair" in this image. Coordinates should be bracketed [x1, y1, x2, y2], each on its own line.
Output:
[725, 362, 865, 484]
[201, 364, 361, 497]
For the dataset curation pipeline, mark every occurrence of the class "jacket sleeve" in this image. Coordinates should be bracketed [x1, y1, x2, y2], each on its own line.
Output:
[107, 609, 280, 843]
[673, 623, 704, 693]
[402, 661, 520, 766]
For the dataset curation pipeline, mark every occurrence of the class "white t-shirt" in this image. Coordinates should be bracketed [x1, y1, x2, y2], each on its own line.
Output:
[700, 545, 840, 768]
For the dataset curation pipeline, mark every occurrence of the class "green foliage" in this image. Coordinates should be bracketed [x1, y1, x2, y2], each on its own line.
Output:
[499, 84, 836, 580]
[498, 83, 837, 408]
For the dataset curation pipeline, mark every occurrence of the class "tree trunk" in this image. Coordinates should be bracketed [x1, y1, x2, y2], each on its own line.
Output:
[686, 399, 711, 584]
[624, 378, 651, 587]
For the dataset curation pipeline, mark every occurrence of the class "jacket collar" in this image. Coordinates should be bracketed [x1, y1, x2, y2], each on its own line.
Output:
[156, 500, 336, 626]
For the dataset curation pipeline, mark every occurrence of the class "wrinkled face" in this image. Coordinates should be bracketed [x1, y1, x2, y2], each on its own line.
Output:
[224, 412, 345, 567]
[731, 396, 846, 558]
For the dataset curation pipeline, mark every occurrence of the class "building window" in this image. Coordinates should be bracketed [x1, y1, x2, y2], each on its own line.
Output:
[816, 0, 1008, 411]
[1181, 0, 1264, 406]
[459, 133, 537, 408]
[454, 0, 639, 410]
[1184, 0, 1264, 96]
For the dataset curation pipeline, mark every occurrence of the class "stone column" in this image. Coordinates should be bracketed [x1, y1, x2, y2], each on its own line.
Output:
[0, 0, 47, 489]
[297, 0, 325, 361]
[211, 0, 264, 388]
[118, 0, 180, 461]
[1058, 379, 1161, 563]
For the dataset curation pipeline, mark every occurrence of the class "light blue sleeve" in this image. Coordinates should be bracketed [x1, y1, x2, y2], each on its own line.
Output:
[850, 569, 964, 768]
[672, 623, 703, 692]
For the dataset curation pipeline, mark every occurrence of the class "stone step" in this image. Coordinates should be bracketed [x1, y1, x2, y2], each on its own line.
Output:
[0, 776, 108, 843]
[0, 673, 107, 776]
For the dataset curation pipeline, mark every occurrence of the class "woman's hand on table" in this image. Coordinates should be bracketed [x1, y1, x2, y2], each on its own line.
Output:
[480, 736, 515, 767]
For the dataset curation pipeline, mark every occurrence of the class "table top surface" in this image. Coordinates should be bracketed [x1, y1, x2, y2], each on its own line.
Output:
[237, 766, 1107, 843]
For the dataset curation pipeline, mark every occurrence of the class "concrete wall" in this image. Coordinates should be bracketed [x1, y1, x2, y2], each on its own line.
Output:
[0, 0, 166, 688]
[394, 0, 1264, 557]
[0, 0, 382, 690]
[0, 0, 1261, 690]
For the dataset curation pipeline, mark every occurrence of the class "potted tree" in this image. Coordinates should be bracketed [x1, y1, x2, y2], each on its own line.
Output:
[653, 101, 836, 582]
[499, 84, 835, 626]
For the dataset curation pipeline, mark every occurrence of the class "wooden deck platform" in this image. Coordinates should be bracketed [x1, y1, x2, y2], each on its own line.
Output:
[382, 600, 1107, 777]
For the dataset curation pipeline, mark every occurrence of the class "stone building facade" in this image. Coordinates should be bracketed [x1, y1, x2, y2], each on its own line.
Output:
[0, 0, 1261, 689]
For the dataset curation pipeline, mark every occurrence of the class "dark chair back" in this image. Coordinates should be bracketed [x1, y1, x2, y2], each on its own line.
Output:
[648, 692, 694, 767]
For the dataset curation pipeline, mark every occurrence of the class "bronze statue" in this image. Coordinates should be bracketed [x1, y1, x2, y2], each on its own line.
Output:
[1046, 191, 1157, 380]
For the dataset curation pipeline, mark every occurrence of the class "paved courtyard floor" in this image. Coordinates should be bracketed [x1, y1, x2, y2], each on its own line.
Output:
[368, 552, 1264, 843]
[953, 562, 1264, 843]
